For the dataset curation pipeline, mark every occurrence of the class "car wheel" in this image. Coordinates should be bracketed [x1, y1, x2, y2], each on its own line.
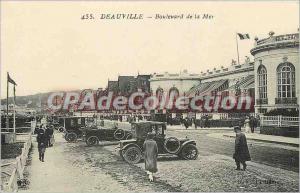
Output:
[65, 132, 77, 142]
[114, 129, 125, 140]
[123, 146, 142, 164]
[164, 137, 181, 154]
[86, 136, 99, 146]
[180, 144, 198, 160]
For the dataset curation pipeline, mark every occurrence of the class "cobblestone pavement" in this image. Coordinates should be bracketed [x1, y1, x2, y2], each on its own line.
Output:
[22, 130, 299, 192]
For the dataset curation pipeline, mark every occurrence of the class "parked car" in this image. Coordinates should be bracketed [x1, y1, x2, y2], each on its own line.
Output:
[118, 121, 198, 164]
[58, 116, 93, 142]
[84, 123, 132, 146]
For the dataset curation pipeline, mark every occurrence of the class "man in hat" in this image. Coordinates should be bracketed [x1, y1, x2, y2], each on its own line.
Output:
[143, 132, 158, 182]
[37, 126, 47, 162]
[233, 126, 251, 171]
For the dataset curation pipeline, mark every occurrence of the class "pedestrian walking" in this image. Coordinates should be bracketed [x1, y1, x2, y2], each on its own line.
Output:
[45, 125, 54, 147]
[244, 116, 250, 133]
[193, 118, 197, 129]
[233, 126, 251, 171]
[249, 116, 256, 133]
[143, 133, 158, 182]
[37, 128, 47, 162]
[183, 118, 189, 130]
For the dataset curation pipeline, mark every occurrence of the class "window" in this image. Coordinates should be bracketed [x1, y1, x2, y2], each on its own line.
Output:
[258, 65, 267, 99]
[169, 87, 179, 98]
[277, 62, 295, 98]
[156, 87, 164, 102]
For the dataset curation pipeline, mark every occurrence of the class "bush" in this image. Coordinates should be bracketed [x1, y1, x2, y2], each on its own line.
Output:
[260, 126, 299, 138]
[264, 109, 299, 117]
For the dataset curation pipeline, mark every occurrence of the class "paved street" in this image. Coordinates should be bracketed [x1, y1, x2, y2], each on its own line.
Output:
[21, 130, 299, 192]
[166, 128, 299, 172]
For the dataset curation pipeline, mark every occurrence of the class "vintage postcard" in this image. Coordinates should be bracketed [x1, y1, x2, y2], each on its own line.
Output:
[0, 1, 299, 192]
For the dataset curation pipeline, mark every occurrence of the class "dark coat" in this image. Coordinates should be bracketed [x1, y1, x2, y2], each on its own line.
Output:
[37, 131, 47, 148]
[233, 132, 251, 162]
[45, 128, 54, 137]
[143, 139, 158, 173]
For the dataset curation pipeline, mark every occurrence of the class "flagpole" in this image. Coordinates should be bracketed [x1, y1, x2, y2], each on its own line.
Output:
[6, 72, 9, 129]
[235, 32, 240, 65]
[13, 85, 16, 133]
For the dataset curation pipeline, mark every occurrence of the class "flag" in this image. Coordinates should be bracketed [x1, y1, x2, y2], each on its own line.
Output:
[8, 73, 17, 85]
[237, 33, 250, 40]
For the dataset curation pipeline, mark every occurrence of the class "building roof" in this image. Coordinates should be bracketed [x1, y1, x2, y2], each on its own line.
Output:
[228, 75, 254, 90]
[187, 79, 228, 97]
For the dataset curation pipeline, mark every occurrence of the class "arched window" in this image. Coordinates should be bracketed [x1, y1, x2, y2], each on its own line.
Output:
[156, 87, 164, 102]
[277, 62, 295, 98]
[168, 87, 179, 98]
[257, 65, 267, 99]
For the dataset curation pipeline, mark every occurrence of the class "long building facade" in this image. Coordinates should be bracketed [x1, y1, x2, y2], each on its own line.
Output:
[149, 31, 299, 116]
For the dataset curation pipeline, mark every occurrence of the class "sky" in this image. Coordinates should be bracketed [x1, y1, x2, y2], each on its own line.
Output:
[0, 1, 299, 98]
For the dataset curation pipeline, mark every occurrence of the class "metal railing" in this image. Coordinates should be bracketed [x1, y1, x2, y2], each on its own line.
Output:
[260, 115, 299, 127]
[256, 98, 268, 105]
[275, 97, 298, 104]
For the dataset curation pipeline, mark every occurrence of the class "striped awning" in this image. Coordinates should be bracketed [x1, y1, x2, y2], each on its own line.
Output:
[228, 75, 254, 90]
[187, 79, 228, 97]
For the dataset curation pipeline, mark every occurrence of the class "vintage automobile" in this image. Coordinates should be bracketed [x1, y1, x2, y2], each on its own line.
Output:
[84, 123, 132, 146]
[118, 121, 198, 164]
[59, 116, 94, 142]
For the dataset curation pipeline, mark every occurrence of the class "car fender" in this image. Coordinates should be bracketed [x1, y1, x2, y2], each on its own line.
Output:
[87, 135, 100, 142]
[179, 140, 197, 152]
[122, 143, 142, 152]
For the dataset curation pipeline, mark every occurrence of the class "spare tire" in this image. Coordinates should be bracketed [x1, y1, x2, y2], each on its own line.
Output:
[164, 137, 180, 154]
[114, 129, 125, 140]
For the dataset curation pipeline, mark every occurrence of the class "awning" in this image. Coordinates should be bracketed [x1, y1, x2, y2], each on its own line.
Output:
[228, 75, 254, 90]
[187, 79, 228, 97]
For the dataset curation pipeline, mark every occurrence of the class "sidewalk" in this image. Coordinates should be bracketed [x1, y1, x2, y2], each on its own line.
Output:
[222, 132, 299, 146]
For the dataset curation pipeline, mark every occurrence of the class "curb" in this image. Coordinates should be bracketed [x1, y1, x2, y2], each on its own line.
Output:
[223, 134, 299, 147]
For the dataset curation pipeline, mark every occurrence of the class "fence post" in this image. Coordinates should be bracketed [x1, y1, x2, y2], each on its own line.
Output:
[278, 115, 282, 127]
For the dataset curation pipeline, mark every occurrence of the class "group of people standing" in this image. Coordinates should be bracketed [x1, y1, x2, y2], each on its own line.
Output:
[244, 115, 259, 133]
[36, 125, 54, 162]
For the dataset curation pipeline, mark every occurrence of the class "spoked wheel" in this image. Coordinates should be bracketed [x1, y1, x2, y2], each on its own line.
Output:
[180, 144, 198, 160]
[123, 146, 142, 164]
[65, 132, 77, 142]
[86, 136, 99, 146]
[114, 129, 125, 140]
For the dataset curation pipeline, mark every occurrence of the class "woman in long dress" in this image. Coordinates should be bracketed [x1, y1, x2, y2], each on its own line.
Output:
[143, 133, 158, 182]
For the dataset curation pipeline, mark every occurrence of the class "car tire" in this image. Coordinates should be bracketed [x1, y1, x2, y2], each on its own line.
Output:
[65, 132, 77, 142]
[114, 129, 125, 140]
[180, 144, 198, 160]
[164, 137, 181, 154]
[86, 136, 99, 146]
[123, 146, 142, 164]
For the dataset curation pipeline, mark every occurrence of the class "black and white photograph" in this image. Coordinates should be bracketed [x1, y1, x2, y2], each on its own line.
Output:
[0, 1, 299, 192]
